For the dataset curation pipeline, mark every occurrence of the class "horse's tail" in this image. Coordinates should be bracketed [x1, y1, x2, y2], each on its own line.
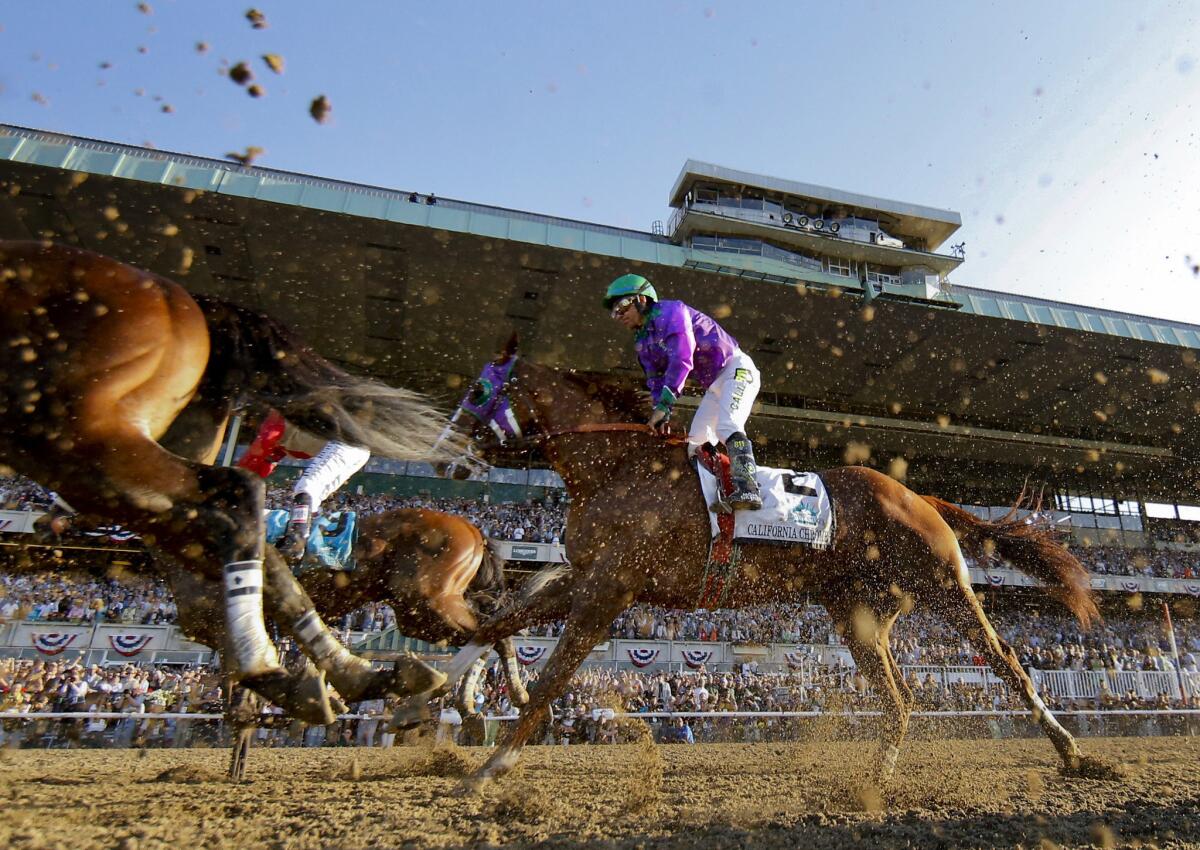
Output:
[921, 495, 1099, 628]
[192, 294, 458, 461]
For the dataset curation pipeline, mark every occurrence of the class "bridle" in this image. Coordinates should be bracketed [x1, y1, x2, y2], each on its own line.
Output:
[434, 356, 667, 474]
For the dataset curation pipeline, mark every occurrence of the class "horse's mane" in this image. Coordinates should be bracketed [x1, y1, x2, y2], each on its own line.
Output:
[561, 370, 648, 421]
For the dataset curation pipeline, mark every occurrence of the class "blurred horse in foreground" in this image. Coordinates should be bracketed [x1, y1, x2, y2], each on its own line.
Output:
[0, 240, 452, 722]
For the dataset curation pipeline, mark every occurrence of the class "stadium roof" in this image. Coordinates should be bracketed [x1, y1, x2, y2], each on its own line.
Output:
[667, 159, 963, 251]
[2, 124, 1198, 502]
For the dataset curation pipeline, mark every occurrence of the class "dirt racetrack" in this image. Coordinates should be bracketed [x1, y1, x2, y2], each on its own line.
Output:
[1, 736, 1197, 849]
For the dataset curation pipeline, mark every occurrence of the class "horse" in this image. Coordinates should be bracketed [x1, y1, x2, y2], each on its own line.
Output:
[0, 240, 454, 723]
[147, 507, 527, 779]
[418, 336, 1119, 790]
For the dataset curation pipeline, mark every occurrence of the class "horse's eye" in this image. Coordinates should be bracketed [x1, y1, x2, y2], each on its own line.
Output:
[469, 382, 490, 406]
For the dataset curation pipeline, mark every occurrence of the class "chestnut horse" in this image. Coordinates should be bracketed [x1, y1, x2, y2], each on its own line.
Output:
[427, 339, 1116, 789]
[0, 240, 452, 722]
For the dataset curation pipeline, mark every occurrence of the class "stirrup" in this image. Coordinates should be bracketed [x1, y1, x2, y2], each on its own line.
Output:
[709, 498, 733, 515]
[726, 488, 763, 512]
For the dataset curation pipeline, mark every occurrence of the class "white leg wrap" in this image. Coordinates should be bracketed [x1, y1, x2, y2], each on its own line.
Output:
[459, 657, 487, 714]
[445, 643, 490, 686]
[504, 654, 525, 698]
[293, 609, 347, 665]
[294, 441, 370, 511]
[223, 560, 279, 675]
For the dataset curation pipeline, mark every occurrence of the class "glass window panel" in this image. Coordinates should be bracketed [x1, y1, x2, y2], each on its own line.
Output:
[1101, 316, 1135, 338]
[1128, 321, 1155, 342]
[1027, 304, 1055, 324]
[1144, 502, 1178, 519]
[1148, 325, 1180, 345]
[1177, 505, 1200, 521]
[1050, 309, 1082, 330]
[968, 296, 1004, 318]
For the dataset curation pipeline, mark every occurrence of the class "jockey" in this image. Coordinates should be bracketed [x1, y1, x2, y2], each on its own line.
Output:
[237, 409, 370, 564]
[603, 273, 763, 511]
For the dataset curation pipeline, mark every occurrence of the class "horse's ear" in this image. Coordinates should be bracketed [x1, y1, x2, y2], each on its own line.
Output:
[493, 332, 520, 363]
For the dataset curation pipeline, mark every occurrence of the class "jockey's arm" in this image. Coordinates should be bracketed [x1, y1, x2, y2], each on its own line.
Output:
[657, 303, 696, 411]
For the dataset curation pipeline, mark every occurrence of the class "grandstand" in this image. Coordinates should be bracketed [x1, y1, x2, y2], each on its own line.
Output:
[1, 124, 1199, 736]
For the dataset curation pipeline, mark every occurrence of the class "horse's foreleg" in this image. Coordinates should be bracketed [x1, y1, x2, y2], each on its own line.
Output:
[462, 600, 622, 793]
[226, 681, 259, 782]
[456, 656, 489, 716]
[495, 638, 529, 706]
[161, 555, 339, 726]
[393, 567, 571, 731]
[263, 548, 445, 702]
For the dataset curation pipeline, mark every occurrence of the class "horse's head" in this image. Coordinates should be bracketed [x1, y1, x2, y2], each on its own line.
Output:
[433, 334, 533, 475]
[458, 333, 525, 447]
[437, 333, 652, 477]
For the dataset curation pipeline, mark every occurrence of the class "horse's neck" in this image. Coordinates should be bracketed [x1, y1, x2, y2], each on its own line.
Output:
[544, 434, 667, 500]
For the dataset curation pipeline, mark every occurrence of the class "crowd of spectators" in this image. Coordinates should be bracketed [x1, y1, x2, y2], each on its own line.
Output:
[264, 484, 567, 545]
[0, 476, 57, 511]
[0, 574, 177, 626]
[3, 655, 1198, 750]
[452, 663, 1200, 746]
[0, 657, 225, 748]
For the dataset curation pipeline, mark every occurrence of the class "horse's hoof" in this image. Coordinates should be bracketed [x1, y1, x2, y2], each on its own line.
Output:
[242, 669, 335, 725]
[1060, 754, 1125, 781]
[390, 655, 447, 696]
[389, 700, 431, 731]
[452, 775, 485, 797]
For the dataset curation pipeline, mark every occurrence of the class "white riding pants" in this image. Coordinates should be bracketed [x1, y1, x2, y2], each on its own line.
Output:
[293, 440, 370, 513]
[688, 349, 759, 449]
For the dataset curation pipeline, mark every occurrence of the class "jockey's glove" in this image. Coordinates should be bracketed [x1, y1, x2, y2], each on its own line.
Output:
[655, 387, 677, 415]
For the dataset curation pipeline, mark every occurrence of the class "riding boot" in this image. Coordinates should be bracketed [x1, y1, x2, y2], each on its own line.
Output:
[279, 492, 313, 561]
[725, 432, 763, 512]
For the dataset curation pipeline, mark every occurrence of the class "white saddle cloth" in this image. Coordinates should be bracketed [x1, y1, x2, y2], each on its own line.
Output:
[698, 465, 835, 549]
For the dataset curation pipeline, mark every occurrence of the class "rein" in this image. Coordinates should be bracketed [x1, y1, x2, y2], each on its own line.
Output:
[542, 423, 654, 439]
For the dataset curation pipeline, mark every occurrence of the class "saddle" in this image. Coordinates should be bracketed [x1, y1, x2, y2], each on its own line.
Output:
[265, 509, 358, 572]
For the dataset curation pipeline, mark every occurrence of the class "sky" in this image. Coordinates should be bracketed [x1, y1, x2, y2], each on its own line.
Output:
[1, 1, 1199, 323]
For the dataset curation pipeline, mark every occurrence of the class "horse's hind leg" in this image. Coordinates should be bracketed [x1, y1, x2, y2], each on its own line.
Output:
[935, 565, 1108, 776]
[835, 605, 911, 784]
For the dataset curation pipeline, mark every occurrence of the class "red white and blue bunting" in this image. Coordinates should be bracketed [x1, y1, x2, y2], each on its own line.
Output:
[32, 633, 79, 656]
[1185, 584, 1200, 597]
[627, 648, 660, 668]
[1121, 580, 1140, 593]
[108, 634, 153, 657]
[985, 573, 1005, 587]
[515, 645, 547, 665]
[681, 649, 713, 669]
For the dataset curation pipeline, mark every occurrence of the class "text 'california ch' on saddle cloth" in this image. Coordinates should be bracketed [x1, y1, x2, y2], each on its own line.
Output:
[697, 465, 835, 549]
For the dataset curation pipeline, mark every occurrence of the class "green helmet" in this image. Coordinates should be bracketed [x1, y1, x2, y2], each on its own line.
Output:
[603, 274, 658, 309]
